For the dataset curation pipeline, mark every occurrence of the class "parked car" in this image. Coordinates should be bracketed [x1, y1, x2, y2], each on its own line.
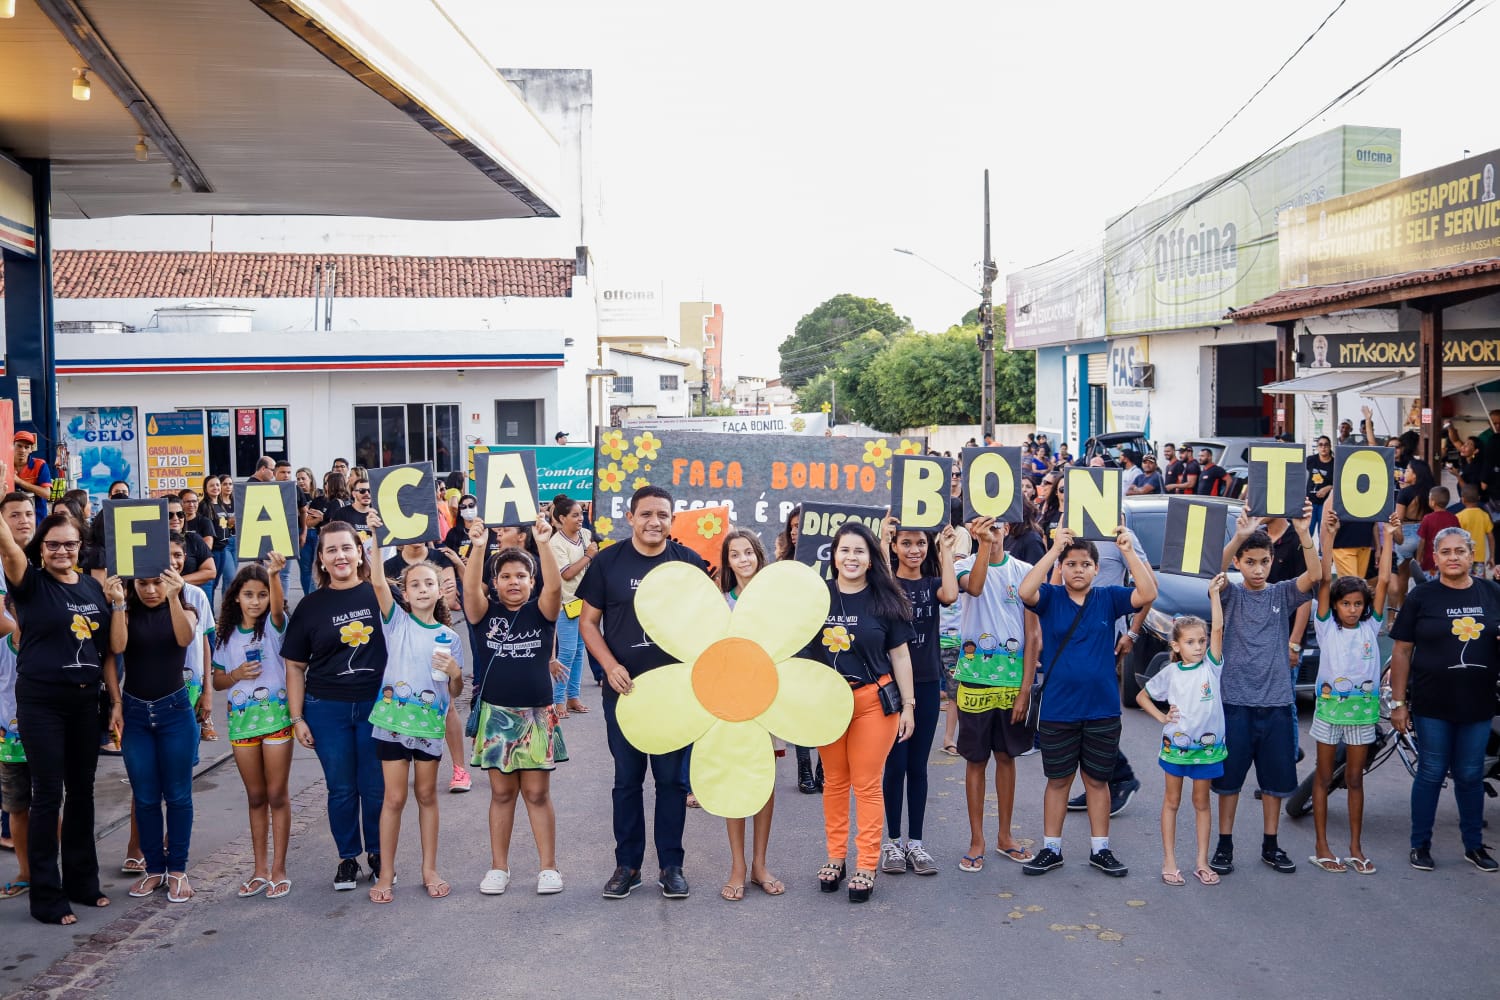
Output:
[1178, 437, 1273, 501]
[1119, 494, 1322, 708]
[1082, 431, 1152, 467]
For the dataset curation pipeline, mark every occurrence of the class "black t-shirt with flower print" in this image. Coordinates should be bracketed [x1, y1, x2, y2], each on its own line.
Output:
[801, 581, 916, 685]
[282, 581, 388, 702]
[576, 538, 709, 677]
[1391, 577, 1500, 723]
[11, 565, 109, 687]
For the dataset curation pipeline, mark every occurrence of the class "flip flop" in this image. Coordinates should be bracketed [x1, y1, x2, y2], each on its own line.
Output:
[941, 744, 960, 756]
[1, 881, 29, 898]
[958, 854, 984, 873]
[425, 880, 451, 899]
[121, 857, 146, 875]
[1161, 869, 1185, 886]
[1309, 856, 1347, 873]
[720, 883, 745, 901]
[995, 846, 1035, 864]
[686, 794, 702, 809]
[1194, 867, 1221, 886]
[237, 877, 271, 898]
[750, 876, 785, 896]
[267, 879, 292, 899]
[1345, 856, 1377, 875]
[369, 886, 394, 904]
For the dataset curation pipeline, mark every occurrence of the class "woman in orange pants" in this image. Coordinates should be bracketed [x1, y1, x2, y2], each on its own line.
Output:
[807, 523, 916, 903]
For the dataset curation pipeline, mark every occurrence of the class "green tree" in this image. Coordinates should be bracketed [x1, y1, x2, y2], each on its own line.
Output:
[861, 327, 984, 432]
[778, 294, 910, 388]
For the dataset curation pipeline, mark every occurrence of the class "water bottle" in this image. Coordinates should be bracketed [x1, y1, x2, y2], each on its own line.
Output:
[245, 640, 262, 679]
[431, 632, 453, 683]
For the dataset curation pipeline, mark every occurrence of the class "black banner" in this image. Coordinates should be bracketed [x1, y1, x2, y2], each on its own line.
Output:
[233, 481, 298, 561]
[793, 502, 888, 580]
[474, 450, 540, 527]
[1245, 443, 1308, 518]
[1063, 467, 1122, 541]
[1332, 445, 1395, 524]
[1161, 499, 1227, 578]
[367, 462, 440, 546]
[1299, 329, 1500, 370]
[960, 447, 1025, 524]
[103, 499, 169, 578]
[890, 455, 953, 530]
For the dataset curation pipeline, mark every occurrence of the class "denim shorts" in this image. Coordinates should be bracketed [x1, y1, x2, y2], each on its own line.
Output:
[1212, 704, 1297, 798]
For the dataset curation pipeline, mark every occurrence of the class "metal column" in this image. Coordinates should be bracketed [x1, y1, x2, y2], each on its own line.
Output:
[0, 158, 58, 456]
[1418, 307, 1444, 466]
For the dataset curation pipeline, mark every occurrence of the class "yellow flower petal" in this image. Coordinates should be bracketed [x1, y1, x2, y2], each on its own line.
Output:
[756, 657, 854, 747]
[727, 560, 830, 662]
[635, 562, 731, 664]
[689, 721, 775, 818]
[613, 662, 714, 754]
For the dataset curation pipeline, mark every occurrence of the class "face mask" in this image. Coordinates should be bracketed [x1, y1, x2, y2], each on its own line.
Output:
[460, 508, 477, 522]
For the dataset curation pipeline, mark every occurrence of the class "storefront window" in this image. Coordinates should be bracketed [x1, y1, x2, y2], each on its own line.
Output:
[353, 403, 460, 473]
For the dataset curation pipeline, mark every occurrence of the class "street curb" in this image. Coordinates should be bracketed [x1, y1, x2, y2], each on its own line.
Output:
[3, 777, 329, 1000]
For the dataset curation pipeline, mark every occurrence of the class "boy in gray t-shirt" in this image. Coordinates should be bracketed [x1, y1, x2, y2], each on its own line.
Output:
[1210, 503, 1320, 877]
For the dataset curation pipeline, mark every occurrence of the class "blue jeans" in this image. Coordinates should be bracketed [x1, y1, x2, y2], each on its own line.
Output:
[603, 689, 687, 870]
[883, 679, 940, 840]
[303, 694, 383, 860]
[1411, 714, 1491, 852]
[299, 528, 319, 596]
[214, 546, 237, 594]
[278, 558, 294, 602]
[121, 688, 197, 873]
[552, 613, 586, 703]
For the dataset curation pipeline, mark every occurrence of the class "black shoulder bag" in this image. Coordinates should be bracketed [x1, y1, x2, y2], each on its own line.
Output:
[1024, 591, 1090, 730]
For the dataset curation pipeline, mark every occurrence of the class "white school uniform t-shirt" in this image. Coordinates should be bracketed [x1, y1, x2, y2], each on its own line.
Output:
[369, 605, 463, 754]
[181, 583, 215, 704]
[213, 622, 292, 741]
[1310, 611, 1383, 726]
[953, 554, 1031, 689]
[1143, 653, 1228, 765]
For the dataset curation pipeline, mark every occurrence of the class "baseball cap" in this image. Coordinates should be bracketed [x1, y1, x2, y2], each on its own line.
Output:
[13, 431, 36, 446]
[1142, 453, 1157, 464]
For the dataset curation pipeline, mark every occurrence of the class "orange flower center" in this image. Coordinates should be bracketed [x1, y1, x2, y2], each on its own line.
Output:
[691, 637, 777, 722]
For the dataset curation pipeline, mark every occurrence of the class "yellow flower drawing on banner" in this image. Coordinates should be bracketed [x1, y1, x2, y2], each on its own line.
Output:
[895, 439, 922, 456]
[70, 613, 98, 642]
[340, 620, 373, 648]
[862, 439, 892, 468]
[594, 516, 614, 538]
[615, 562, 853, 817]
[633, 477, 650, 490]
[600, 429, 627, 460]
[791, 417, 806, 433]
[597, 463, 627, 494]
[633, 431, 662, 461]
[696, 511, 724, 540]
[821, 624, 852, 653]
[621, 454, 640, 474]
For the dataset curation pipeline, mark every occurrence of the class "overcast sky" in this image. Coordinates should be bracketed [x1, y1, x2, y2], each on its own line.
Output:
[449, 0, 1500, 379]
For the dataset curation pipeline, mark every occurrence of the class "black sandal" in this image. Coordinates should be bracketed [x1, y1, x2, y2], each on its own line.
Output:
[848, 869, 876, 904]
[817, 860, 845, 893]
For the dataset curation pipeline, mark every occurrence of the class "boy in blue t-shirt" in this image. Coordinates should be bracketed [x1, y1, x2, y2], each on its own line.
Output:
[1018, 525, 1156, 878]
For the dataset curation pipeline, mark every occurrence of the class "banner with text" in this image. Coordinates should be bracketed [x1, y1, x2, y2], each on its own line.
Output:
[233, 481, 298, 561]
[473, 450, 540, 527]
[467, 445, 594, 498]
[793, 502, 889, 580]
[890, 454, 953, 530]
[1063, 467, 1123, 541]
[1298, 328, 1500, 370]
[960, 447, 1024, 524]
[103, 499, 169, 578]
[591, 429, 923, 547]
[1332, 446, 1395, 524]
[1245, 442, 1309, 518]
[144, 412, 206, 499]
[1281, 147, 1500, 289]
[367, 462, 439, 546]
[1161, 499, 1227, 578]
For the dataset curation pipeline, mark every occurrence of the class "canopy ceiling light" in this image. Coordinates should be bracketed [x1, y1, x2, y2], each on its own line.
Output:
[1, 1, 16, 20]
[134, 135, 148, 161]
[71, 66, 90, 101]
[168, 172, 182, 193]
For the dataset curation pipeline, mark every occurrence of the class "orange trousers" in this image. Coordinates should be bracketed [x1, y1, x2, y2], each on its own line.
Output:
[820, 684, 900, 871]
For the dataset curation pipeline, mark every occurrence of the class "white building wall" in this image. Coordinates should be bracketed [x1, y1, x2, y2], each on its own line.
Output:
[606, 350, 689, 418]
[1131, 324, 1278, 441]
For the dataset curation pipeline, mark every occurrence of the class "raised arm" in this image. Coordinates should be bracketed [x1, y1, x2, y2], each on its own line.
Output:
[104, 575, 128, 653]
[461, 517, 489, 625]
[1117, 525, 1156, 607]
[1291, 499, 1321, 594]
[1222, 507, 1262, 574]
[1019, 526, 1070, 605]
[265, 551, 288, 629]
[532, 515, 562, 621]
[963, 518, 1001, 597]
[936, 524, 959, 605]
[0, 461, 28, 586]
[1208, 572, 1225, 661]
[1361, 404, 1376, 448]
[1318, 507, 1337, 616]
[364, 511, 394, 618]
[1372, 512, 1396, 616]
[161, 570, 194, 647]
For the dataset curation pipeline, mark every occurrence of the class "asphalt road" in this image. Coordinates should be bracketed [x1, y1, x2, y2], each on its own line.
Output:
[2, 675, 1496, 1000]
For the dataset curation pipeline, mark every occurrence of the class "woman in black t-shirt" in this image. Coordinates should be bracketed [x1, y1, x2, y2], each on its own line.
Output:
[882, 520, 958, 877]
[804, 522, 916, 903]
[283, 521, 389, 889]
[1388, 525, 1500, 870]
[0, 509, 115, 924]
[461, 515, 565, 894]
[113, 570, 197, 902]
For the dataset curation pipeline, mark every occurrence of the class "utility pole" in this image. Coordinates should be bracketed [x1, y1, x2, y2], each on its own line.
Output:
[978, 170, 998, 441]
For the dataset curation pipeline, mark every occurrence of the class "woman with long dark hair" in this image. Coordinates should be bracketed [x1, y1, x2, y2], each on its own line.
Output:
[0, 508, 115, 925]
[805, 522, 915, 903]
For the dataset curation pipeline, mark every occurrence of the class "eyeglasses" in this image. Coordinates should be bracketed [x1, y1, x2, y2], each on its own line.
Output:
[459, 503, 477, 511]
[168, 511, 185, 519]
[43, 540, 81, 552]
[354, 488, 371, 496]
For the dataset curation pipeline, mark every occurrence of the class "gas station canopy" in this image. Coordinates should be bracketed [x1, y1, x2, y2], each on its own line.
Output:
[0, 0, 562, 220]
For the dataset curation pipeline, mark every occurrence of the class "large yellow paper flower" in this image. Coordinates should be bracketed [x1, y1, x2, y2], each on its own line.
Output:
[594, 516, 614, 538]
[70, 613, 98, 641]
[862, 438, 892, 468]
[895, 439, 922, 455]
[633, 431, 662, 460]
[615, 561, 853, 818]
[340, 620, 373, 648]
[600, 429, 627, 460]
[597, 462, 627, 494]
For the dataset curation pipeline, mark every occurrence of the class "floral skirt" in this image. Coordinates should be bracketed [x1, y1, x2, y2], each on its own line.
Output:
[471, 702, 568, 773]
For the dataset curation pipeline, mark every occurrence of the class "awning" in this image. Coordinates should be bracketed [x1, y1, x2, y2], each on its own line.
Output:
[1259, 369, 1403, 396]
[1360, 368, 1500, 398]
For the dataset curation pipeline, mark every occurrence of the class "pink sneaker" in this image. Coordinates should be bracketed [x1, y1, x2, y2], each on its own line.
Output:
[449, 765, 472, 793]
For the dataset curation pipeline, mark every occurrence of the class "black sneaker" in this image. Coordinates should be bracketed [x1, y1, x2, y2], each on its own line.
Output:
[1022, 847, 1064, 876]
[601, 866, 642, 899]
[1465, 847, 1498, 872]
[1109, 779, 1141, 817]
[1066, 792, 1087, 811]
[1261, 847, 1297, 873]
[658, 866, 690, 899]
[1209, 847, 1234, 875]
[366, 853, 395, 886]
[1089, 849, 1129, 877]
[1409, 846, 1435, 871]
[333, 858, 360, 891]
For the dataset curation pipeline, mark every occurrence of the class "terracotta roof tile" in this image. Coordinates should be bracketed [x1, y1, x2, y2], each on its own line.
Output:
[1230, 257, 1500, 322]
[0, 250, 574, 299]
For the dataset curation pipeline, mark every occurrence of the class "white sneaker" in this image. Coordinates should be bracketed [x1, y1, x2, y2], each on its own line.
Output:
[479, 869, 511, 895]
[537, 869, 564, 895]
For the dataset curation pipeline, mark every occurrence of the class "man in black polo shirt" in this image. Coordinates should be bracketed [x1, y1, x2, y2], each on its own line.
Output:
[579, 485, 709, 900]
[1194, 447, 1230, 497]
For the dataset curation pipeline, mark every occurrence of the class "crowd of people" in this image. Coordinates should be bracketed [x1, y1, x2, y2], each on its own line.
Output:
[0, 422, 1495, 925]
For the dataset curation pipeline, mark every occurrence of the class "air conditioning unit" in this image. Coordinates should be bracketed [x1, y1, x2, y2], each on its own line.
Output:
[1129, 363, 1155, 389]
